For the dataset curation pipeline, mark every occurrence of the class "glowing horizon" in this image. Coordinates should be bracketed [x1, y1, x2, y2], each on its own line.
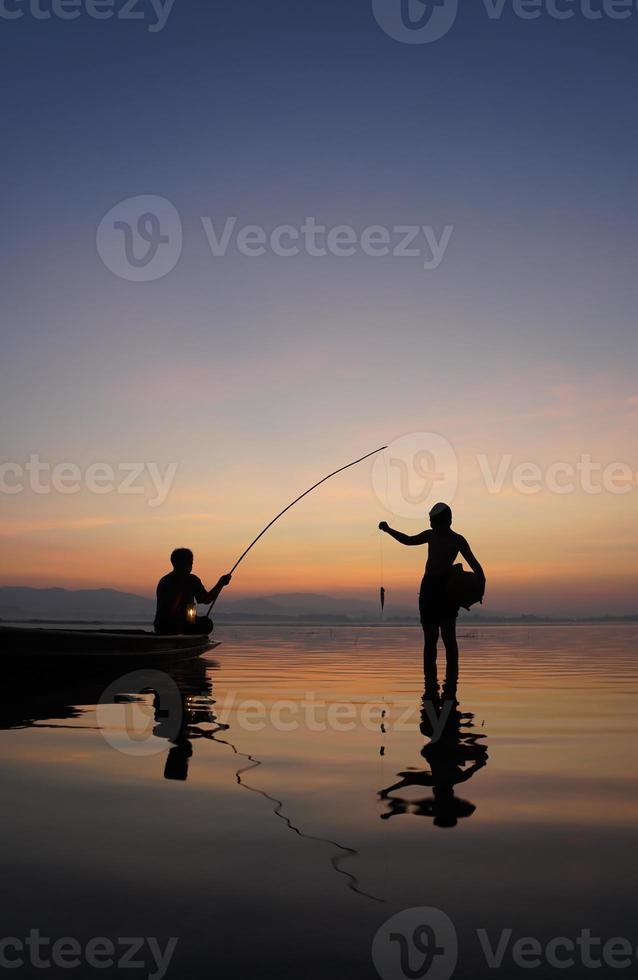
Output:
[1, 374, 637, 617]
[1, 6, 636, 617]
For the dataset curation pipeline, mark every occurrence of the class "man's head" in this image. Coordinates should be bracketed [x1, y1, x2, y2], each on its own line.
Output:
[429, 502, 452, 531]
[171, 548, 194, 573]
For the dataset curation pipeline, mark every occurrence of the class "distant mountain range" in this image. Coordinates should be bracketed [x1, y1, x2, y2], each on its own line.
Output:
[0, 586, 409, 623]
[0, 586, 636, 625]
[219, 592, 400, 620]
[0, 586, 155, 622]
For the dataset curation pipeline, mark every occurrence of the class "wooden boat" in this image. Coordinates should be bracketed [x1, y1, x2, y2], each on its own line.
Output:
[0, 625, 218, 660]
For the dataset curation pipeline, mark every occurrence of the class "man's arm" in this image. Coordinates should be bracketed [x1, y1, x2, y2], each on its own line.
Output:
[379, 522, 430, 546]
[202, 573, 232, 607]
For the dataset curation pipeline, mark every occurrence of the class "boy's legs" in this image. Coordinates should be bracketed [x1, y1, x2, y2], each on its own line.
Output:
[422, 623, 439, 684]
[440, 618, 459, 690]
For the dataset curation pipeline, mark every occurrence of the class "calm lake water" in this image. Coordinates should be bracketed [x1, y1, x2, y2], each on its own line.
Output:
[1, 625, 637, 979]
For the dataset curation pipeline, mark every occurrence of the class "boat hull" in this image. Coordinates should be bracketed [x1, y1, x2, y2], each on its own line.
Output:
[0, 626, 217, 659]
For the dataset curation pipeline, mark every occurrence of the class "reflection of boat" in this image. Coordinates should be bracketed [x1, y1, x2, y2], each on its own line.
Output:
[0, 650, 380, 901]
[0, 652, 218, 730]
[0, 625, 218, 659]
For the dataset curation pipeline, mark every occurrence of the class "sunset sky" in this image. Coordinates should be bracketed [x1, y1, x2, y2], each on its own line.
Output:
[1, 2, 637, 615]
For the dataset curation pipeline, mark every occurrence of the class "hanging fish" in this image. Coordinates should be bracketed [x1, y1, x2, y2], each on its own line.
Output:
[380, 586, 386, 613]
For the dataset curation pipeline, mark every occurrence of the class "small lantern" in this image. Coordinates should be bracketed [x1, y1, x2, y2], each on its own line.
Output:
[186, 603, 197, 624]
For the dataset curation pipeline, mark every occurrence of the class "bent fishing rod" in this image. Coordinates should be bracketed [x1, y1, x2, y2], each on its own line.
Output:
[206, 445, 387, 616]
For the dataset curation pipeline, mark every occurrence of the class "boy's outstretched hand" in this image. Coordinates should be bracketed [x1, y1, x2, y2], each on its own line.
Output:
[218, 573, 232, 587]
[378, 521, 389, 532]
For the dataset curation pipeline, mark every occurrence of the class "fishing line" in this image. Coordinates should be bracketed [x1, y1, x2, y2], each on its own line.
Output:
[203, 728, 383, 903]
[379, 447, 390, 616]
[379, 532, 385, 618]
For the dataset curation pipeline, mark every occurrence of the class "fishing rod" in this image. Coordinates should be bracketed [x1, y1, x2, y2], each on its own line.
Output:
[207, 445, 387, 616]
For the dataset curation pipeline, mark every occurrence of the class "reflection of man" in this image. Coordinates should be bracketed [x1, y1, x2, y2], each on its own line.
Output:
[378, 670, 488, 827]
[154, 548, 232, 635]
[150, 660, 226, 782]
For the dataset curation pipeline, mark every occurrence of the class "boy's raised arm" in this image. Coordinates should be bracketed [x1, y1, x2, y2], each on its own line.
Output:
[379, 522, 430, 546]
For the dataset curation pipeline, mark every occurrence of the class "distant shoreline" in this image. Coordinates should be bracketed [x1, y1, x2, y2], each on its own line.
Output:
[3, 587, 636, 627]
[2, 617, 637, 627]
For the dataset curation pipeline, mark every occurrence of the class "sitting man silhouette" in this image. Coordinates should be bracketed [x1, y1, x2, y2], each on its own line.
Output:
[379, 502, 485, 680]
[154, 548, 232, 635]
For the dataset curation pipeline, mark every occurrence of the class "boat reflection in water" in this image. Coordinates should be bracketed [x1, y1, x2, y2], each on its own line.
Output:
[0, 653, 222, 784]
[0, 648, 384, 901]
[378, 665, 489, 827]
